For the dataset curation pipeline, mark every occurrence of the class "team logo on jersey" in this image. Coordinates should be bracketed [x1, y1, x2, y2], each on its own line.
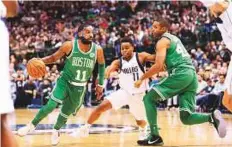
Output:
[12, 124, 137, 135]
[90, 53, 95, 58]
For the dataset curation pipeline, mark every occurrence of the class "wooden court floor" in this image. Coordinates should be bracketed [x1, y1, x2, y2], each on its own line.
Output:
[12, 108, 232, 147]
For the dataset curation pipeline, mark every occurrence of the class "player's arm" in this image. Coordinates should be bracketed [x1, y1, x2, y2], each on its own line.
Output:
[95, 46, 105, 100]
[137, 38, 170, 82]
[41, 41, 72, 64]
[139, 52, 156, 63]
[105, 59, 120, 79]
[96, 46, 105, 87]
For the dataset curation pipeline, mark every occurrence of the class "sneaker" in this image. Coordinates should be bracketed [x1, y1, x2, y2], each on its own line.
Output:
[137, 134, 164, 146]
[51, 129, 60, 146]
[70, 124, 90, 138]
[211, 110, 227, 138]
[17, 122, 35, 136]
[138, 126, 149, 141]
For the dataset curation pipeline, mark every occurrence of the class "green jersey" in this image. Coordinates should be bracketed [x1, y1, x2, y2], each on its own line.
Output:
[161, 32, 194, 73]
[61, 38, 97, 84]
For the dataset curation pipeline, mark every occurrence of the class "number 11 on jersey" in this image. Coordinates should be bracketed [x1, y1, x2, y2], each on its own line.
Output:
[75, 70, 87, 81]
[133, 72, 139, 81]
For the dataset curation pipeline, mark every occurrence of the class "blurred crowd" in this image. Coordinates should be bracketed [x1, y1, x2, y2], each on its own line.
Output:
[7, 1, 228, 110]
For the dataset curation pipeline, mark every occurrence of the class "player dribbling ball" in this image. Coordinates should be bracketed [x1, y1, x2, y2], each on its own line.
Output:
[26, 58, 47, 78]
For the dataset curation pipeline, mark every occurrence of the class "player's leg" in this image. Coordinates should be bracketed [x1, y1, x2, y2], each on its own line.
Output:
[52, 85, 86, 145]
[179, 92, 211, 125]
[138, 68, 196, 146]
[129, 93, 148, 140]
[72, 89, 128, 138]
[87, 100, 112, 124]
[179, 92, 227, 138]
[1, 114, 18, 147]
[18, 77, 67, 136]
[179, 74, 227, 138]
[88, 89, 128, 124]
[135, 120, 146, 128]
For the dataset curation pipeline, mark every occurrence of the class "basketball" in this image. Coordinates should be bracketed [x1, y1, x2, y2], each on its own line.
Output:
[26, 58, 46, 78]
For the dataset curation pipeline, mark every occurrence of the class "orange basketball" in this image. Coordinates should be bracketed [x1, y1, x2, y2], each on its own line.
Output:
[26, 58, 46, 78]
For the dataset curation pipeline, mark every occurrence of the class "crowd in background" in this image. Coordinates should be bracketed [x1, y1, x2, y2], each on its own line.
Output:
[7, 1, 228, 111]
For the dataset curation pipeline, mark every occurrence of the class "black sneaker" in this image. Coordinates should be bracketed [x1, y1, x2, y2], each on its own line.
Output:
[211, 110, 227, 138]
[137, 135, 164, 146]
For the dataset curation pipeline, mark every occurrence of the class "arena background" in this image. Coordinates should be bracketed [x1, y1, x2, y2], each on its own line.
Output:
[5, 1, 232, 147]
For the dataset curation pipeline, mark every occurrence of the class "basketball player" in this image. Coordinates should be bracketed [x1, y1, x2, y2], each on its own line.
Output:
[201, 0, 232, 111]
[17, 24, 105, 146]
[72, 37, 156, 141]
[0, 1, 19, 147]
[134, 18, 227, 146]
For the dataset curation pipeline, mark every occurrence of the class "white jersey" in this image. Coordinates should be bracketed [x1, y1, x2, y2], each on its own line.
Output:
[0, 19, 14, 114]
[216, 1, 232, 51]
[215, 1, 232, 95]
[118, 53, 148, 95]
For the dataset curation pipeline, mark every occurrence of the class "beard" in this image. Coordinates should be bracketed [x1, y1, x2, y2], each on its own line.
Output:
[80, 36, 92, 44]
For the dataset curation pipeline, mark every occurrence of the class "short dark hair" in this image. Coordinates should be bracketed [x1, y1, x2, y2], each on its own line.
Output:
[219, 74, 225, 78]
[77, 23, 92, 33]
[120, 37, 134, 47]
[156, 17, 170, 29]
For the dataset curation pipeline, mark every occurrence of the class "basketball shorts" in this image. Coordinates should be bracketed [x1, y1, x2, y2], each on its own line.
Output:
[151, 68, 198, 114]
[50, 76, 86, 114]
[0, 20, 14, 114]
[106, 89, 146, 120]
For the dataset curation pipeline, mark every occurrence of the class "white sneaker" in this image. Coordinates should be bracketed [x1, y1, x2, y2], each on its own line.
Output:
[51, 129, 60, 146]
[70, 124, 90, 138]
[138, 126, 149, 141]
[17, 123, 35, 136]
[211, 110, 227, 138]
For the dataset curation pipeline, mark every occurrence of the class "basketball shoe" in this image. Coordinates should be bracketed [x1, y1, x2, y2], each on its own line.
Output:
[211, 109, 227, 138]
[17, 122, 35, 136]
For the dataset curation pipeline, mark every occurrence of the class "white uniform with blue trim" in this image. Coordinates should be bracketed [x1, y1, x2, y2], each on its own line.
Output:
[106, 53, 148, 120]
[0, 18, 14, 114]
[216, 2, 232, 94]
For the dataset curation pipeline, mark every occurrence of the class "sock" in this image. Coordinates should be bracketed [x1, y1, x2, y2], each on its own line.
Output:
[54, 114, 67, 130]
[143, 90, 160, 136]
[32, 99, 58, 126]
[180, 111, 211, 125]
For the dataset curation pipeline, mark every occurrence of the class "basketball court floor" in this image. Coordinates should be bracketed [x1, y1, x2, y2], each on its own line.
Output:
[12, 108, 232, 147]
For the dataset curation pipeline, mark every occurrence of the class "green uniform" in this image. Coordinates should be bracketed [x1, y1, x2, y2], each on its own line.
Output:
[32, 38, 98, 130]
[153, 32, 197, 112]
[51, 38, 97, 107]
[144, 32, 210, 136]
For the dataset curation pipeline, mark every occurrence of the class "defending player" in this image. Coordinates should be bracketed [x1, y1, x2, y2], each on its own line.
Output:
[73, 37, 156, 141]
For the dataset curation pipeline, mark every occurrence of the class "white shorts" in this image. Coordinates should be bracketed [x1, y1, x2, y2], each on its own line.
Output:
[0, 20, 14, 114]
[106, 89, 146, 120]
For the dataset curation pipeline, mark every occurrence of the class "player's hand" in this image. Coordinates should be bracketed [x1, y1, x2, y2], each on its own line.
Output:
[96, 85, 104, 100]
[134, 79, 143, 88]
[0, 1, 7, 18]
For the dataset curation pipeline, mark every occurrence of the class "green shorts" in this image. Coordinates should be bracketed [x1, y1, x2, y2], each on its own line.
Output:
[50, 76, 86, 113]
[151, 68, 198, 113]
